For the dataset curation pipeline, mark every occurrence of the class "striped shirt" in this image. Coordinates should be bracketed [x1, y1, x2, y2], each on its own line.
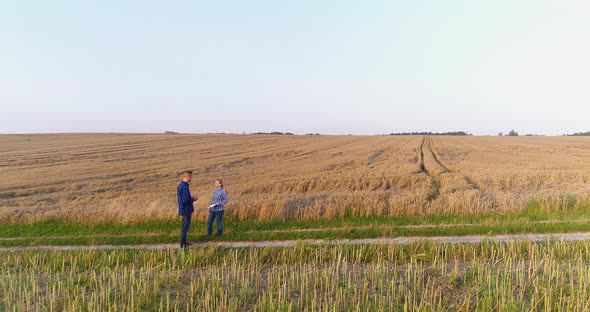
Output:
[210, 188, 228, 211]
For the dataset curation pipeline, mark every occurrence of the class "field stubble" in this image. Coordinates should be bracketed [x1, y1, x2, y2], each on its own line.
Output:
[1, 134, 590, 223]
[3, 242, 590, 311]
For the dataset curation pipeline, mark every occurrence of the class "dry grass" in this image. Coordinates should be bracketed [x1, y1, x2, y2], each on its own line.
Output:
[1, 133, 590, 223]
[4, 242, 590, 311]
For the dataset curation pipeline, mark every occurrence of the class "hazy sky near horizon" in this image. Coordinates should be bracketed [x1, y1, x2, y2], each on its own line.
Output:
[1, 1, 589, 135]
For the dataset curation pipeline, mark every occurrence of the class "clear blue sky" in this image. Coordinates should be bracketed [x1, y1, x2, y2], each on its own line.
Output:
[1, 1, 589, 135]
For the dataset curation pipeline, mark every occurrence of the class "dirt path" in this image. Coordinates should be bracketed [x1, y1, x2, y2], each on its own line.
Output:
[3, 232, 590, 252]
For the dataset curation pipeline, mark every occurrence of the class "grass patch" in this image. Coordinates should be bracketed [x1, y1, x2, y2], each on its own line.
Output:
[1, 205, 589, 247]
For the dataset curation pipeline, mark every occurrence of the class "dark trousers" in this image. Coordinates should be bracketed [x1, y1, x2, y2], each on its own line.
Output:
[180, 214, 192, 247]
[207, 210, 224, 236]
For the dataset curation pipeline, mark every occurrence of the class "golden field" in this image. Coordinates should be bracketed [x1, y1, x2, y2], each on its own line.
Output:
[1, 133, 590, 223]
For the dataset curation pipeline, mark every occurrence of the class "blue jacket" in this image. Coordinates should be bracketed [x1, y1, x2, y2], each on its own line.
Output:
[177, 181, 194, 216]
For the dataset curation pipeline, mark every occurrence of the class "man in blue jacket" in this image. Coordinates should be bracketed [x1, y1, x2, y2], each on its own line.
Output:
[177, 170, 199, 248]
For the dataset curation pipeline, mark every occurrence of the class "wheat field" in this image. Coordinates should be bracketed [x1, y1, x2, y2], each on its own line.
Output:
[5, 242, 590, 311]
[1, 133, 590, 224]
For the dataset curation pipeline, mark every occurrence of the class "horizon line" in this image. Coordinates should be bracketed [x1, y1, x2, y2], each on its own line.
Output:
[0, 131, 585, 137]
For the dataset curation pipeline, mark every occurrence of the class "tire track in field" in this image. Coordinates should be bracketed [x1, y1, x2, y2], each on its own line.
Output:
[423, 137, 480, 191]
[425, 137, 450, 173]
[419, 137, 428, 174]
[4, 232, 590, 251]
[419, 137, 442, 205]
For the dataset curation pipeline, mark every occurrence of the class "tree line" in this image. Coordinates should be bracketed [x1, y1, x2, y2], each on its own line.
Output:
[388, 131, 471, 136]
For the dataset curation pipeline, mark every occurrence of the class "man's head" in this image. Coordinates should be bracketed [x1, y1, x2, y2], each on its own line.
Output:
[182, 170, 193, 183]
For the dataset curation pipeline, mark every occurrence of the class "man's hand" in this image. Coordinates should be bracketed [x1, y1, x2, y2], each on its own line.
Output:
[192, 195, 199, 201]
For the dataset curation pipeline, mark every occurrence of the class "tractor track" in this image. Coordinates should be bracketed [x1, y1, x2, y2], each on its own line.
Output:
[419, 137, 449, 176]
[426, 137, 480, 188]
[418, 137, 481, 207]
[419, 137, 442, 205]
[426, 137, 480, 190]
[425, 137, 450, 173]
[418, 137, 428, 175]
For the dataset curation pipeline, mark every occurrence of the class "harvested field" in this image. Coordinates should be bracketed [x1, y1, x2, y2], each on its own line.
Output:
[1, 134, 590, 223]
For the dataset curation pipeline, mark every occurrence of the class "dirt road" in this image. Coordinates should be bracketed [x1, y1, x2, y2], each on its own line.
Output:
[3, 232, 590, 252]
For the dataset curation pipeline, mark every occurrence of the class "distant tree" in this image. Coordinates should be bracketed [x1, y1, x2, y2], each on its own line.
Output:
[498, 132, 504, 136]
[508, 129, 519, 137]
[388, 131, 470, 136]
[252, 131, 296, 135]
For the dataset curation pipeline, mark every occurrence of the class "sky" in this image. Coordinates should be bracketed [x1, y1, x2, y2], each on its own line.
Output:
[1, 1, 589, 135]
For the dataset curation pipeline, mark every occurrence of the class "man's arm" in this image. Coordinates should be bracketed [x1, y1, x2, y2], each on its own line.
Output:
[187, 186, 199, 202]
[180, 184, 195, 204]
